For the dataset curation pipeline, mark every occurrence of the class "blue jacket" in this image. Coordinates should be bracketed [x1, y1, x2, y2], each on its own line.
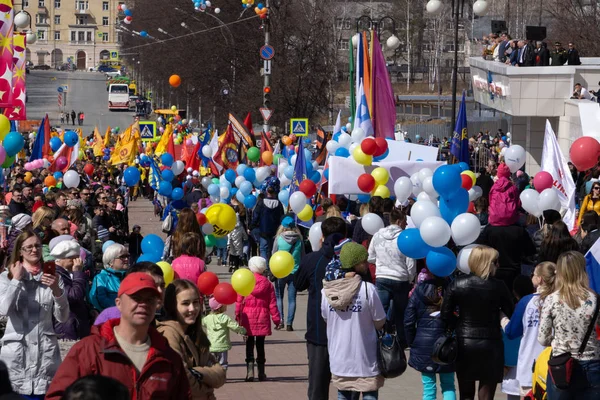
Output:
[404, 279, 455, 373]
[88, 267, 126, 311]
[252, 198, 284, 238]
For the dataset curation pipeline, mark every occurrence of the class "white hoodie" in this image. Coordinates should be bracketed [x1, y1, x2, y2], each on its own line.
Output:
[367, 224, 416, 282]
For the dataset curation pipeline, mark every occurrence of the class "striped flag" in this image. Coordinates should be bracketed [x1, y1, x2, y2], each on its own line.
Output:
[0, 0, 13, 107]
[3, 32, 25, 120]
[315, 125, 328, 165]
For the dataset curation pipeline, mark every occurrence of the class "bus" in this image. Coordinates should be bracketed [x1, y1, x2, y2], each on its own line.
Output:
[108, 84, 130, 111]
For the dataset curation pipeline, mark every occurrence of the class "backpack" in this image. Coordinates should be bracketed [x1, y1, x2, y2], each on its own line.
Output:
[524, 346, 551, 400]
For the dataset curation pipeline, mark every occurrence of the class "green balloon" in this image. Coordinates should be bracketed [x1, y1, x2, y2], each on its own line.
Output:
[205, 234, 216, 247]
[247, 146, 260, 162]
[273, 154, 283, 165]
[1, 155, 15, 168]
[211, 177, 219, 185]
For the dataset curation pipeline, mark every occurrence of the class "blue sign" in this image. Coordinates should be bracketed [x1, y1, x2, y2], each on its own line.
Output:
[57, 86, 63, 93]
[290, 118, 308, 137]
[260, 45, 274, 60]
[139, 121, 157, 142]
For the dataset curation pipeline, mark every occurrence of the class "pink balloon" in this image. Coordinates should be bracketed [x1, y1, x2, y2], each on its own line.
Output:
[56, 156, 68, 170]
[24, 162, 32, 171]
[533, 171, 554, 193]
[186, 138, 193, 146]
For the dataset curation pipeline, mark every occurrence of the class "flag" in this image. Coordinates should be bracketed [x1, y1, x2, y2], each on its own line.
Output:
[0, 0, 13, 107]
[315, 125, 328, 165]
[154, 123, 172, 155]
[229, 113, 254, 147]
[349, 38, 355, 126]
[541, 119, 576, 230]
[208, 128, 222, 174]
[363, 31, 372, 112]
[259, 130, 273, 166]
[30, 115, 47, 161]
[49, 139, 79, 173]
[355, 32, 364, 116]
[371, 33, 396, 140]
[92, 126, 104, 157]
[42, 115, 51, 157]
[585, 240, 600, 296]
[4, 32, 25, 120]
[110, 121, 140, 165]
[214, 124, 239, 171]
[148, 157, 162, 191]
[289, 136, 307, 197]
[355, 81, 373, 136]
[103, 125, 111, 147]
[450, 91, 469, 163]
[332, 110, 342, 141]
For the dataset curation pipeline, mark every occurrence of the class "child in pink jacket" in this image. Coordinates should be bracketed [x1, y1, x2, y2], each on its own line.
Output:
[235, 256, 281, 383]
[171, 232, 206, 283]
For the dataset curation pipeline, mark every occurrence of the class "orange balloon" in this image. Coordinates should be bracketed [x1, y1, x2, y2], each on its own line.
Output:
[44, 176, 57, 187]
[282, 136, 292, 146]
[262, 151, 273, 165]
[169, 74, 181, 88]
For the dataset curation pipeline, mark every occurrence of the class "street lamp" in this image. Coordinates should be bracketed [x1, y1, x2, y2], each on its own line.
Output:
[14, 10, 30, 29]
[354, 16, 401, 51]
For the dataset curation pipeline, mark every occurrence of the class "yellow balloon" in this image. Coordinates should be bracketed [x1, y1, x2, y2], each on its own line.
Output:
[24, 172, 32, 183]
[373, 184, 390, 198]
[371, 167, 389, 185]
[231, 268, 256, 296]
[157, 261, 175, 286]
[205, 203, 237, 238]
[0, 115, 9, 140]
[171, 105, 177, 112]
[461, 170, 476, 186]
[353, 146, 372, 166]
[269, 251, 294, 279]
[297, 204, 313, 221]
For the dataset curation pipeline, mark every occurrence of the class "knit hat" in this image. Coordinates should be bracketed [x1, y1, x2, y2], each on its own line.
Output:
[497, 163, 511, 178]
[248, 257, 267, 274]
[10, 214, 32, 232]
[209, 297, 222, 311]
[339, 242, 368, 270]
[50, 240, 81, 259]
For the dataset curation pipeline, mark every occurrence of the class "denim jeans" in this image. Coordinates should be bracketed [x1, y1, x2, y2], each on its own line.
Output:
[375, 278, 410, 347]
[547, 359, 600, 400]
[275, 274, 297, 326]
[337, 390, 378, 400]
[421, 372, 456, 400]
[259, 236, 274, 260]
[216, 247, 228, 264]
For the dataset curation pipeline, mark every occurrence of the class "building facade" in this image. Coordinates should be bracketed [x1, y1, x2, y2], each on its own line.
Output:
[16, 0, 124, 70]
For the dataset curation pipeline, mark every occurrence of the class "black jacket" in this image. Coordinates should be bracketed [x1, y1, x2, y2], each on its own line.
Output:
[568, 48, 581, 65]
[518, 44, 535, 67]
[477, 224, 536, 273]
[537, 47, 550, 66]
[581, 229, 600, 255]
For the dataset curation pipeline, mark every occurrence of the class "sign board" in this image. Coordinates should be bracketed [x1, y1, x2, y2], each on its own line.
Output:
[290, 118, 308, 136]
[110, 51, 119, 60]
[263, 59, 271, 75]
[61, 85, 68, 93]
[97, 32, 103, 38]
[260, 45, 274, 60]
[57, 86, 63, 93]
[139, 121, 157, 142]
[260, 107, 273, 122]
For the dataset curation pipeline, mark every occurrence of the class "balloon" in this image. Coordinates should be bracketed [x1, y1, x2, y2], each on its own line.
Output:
[411, 200, 442, 228]
[338, 132, 352, 148]
[570, 136, 600, 171]
[0, 115, 10, 138]
[197, 271, 219, 295]
[262, 151, 273, 165]
[201, 146, 213, 158]
[213, 283, 237, 305]
[162, 169, 175, 182]
[102, 240, 116, 253]
[231, 268, 256, 296]
[278, 189, 289, 208]
[520, 188, 541, 217]
[461, 174, 474, 191]
[3, 132, 24, 157]
[63, 170, 80, 189]
[24, 172, 32, 183]
[439, 188, 469, 224]
[422, 176, 439, 198]
[397, 228, 431, 259]
[538, 188, 561, 212]
[290, 191, 307, 213]
[456, 244, 478, 274]
[123, 167, 140, 187]
[357, 194, 371, 203]
[426, 247, 457, 277]
[169, 74, 182, 88]
[361, 137, 377, 155]
[159, 181, 173, 196]
[171, 187, 184, 201]
[202, 223, 214, 236]
[373, 185, 390, 198]
[362, 213, 384, 235]
[219, 186, 230, 199]
[54, 156, 67, 170]
[141, 234, 165, 255]
[270, 251, 295, 278]
[335, 147, 350, 158]
[308, 222, 323, 251]
[243, 167, 256, 182]
[247, 147, 260, 162]
[432, 165, 461, 198]
[205, 204, 237, 237]
[504, 145, 526, 172]
[239, 181, 253, 196]
[234, 176, 246, 188]
[327, 140, 340, 153]
[451, 213, 481, 245]
[50, 136, 62, 152]
[373, 137, 388, 157]
[420, 216, 451, 247]
[244, 194, 257, 209]
[457, 162, 469, 172]
[53, 171, 63, 180]
[358, 173, 376, 193]
[468, 186, 483, 202]
[171, 161, 185, 176]
[351, 127, 366, 142]
[371, 167, 389, 185]
[462, 170, 476, 186]
[310, 171, 321, 184]
[352, 146, 372, 165]
[299, 180, 317, 198]
[394, 176, 413, 201]
[533, 171, 554, 193]
[256, 166, 270, 183]
[84, 163, 94, 176]
[161, 153, 174, 167]
[157, 261, 175, 286]
[63, 131, 78, 147]
[296, 204, 313, 221]
[1, 155, 14, 168]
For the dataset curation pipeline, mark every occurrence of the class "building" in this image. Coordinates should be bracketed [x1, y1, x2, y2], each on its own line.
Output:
[16, 0, 124, 70]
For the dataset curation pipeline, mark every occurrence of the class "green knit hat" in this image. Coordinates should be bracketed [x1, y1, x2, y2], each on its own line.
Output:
[339, 242, 368, 270]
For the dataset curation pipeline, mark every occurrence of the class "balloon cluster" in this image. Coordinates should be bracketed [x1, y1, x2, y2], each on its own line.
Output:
[193, 0, 219, 13]
[254, 2, 267, 18]
[119, 4, 133, 24]
[520, 171, 561, 217]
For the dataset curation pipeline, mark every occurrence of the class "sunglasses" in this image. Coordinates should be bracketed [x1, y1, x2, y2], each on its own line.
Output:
[99, 196, 107, 200]
[118, 254, 130, 260]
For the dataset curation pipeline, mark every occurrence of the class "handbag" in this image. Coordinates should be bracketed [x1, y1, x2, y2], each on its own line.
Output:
[548, 294, 600, 390]
[431, 334, 458, 365]
[162, 212, 173, 233]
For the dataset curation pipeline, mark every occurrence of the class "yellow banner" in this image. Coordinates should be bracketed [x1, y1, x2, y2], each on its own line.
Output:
[154, 123, 172, 155]
[109, 139, 137, 165]
[104, 125, 111, 147]
[92, 126, 104, 157]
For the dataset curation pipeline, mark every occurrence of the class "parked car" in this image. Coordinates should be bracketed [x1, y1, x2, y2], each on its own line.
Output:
[98, 65, 117, 73]
[105, 70, 122, 78]
[33, 65, 51, 70]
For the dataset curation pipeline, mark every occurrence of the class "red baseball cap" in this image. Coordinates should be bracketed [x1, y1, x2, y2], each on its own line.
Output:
[118, 272, 160, 298]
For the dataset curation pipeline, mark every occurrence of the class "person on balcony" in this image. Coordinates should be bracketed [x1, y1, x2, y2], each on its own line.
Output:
[567, 42, 582, 65]
[550, 42, 568, 65]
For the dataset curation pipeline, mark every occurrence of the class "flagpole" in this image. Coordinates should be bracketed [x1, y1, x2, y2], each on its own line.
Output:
[262, 0, 271, 134]
[349, 37, 355, 128]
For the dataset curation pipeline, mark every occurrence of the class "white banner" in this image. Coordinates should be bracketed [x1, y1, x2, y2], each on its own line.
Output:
[384, 140, 440, 162]
[541, 119, 576, 229]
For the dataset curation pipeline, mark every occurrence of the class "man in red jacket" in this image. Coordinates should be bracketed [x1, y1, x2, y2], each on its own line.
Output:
[46, 272, 191, 400]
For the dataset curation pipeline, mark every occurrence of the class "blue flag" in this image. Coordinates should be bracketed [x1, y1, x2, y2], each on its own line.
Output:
[289, 136, 307, 196]
[450, 91, 469, 164]
[149, 157, 162, 191]
[199, 124, 212, 167]
[30, 115, 46, 161]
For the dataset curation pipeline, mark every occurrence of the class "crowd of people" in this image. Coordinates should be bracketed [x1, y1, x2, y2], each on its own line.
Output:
[59, 111, 86, 126]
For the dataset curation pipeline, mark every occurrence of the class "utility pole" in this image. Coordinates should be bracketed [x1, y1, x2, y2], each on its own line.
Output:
[262, 0, 271, 134]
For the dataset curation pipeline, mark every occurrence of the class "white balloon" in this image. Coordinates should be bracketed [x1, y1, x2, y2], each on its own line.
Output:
[202, 223, 214, 235]
[420, 216, 452, 248]
[280, 174, 291, 187]
[351, 127, 366, 143]
[504, 145, 526, 173]
[338, 132, 352, 148]
[349, 143, 359, 155]
[345, 123, 352, 131]
[235, 176, 246, 188]
[290, 154, 297, 166]
[410, 200, 441, 228]
[418, 168, 433, 183]
[187, 167, 193, 173]
[468, 186, 483, 202]
[362, 213, 384, 235]
[456, 244, 478, 274]
[538, 188, 561, 212]
[520, 189, 541, 217]
[326, 140, 340, 153]
[309, 222, 323, 251]
[210, 195, 220, 203]
[202, 146, 213, 158]
[421, 176, 438, 198]
[256, 166, 270, 183]
[411, 173, 423, 196]
[394, 176, 413, 201]
[220, 186, 230, 199]
[186, 174, 192, 180]
[201, 177, 211, 188]
[63, 170, 80, 189]
[289, 191, 307, 213]
[191, 135, 199, 145]
[214, 7, 221, 13]
[205, 0, 211, 6]
[171, 160, 185, 176]
[451, 213, 481, 246]
[417, 192, 433, 202]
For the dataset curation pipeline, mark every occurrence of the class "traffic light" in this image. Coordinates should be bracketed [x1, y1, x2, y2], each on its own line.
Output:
[263, 86, 271, 108]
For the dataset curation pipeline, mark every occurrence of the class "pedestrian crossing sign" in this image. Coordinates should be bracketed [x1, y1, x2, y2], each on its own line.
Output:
[139, 121, 157, 142]
[290, 118, 308, 137]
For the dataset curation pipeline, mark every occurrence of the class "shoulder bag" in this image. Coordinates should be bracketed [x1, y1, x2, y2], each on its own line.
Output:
[548, 294, 600, 390]
[162, 212, 173, 233]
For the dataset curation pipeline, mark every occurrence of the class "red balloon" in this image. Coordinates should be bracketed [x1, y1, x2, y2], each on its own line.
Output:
[197, 271, 219, 296]
[56, 156, 68, 170]
[299, 180, 317, 198]
[357, 173, 376, 193]
[83, 163, 94, 176]
[213, 282, 237, 305]
[361, 138, 377, 155]
[373, 138, 388, 157]
[533, 171, 554, 193]
[196, 212, 207, 226]
[570, 136, 600, 171]
[460, 174, 473, 191]
[467, 202, 476, 214]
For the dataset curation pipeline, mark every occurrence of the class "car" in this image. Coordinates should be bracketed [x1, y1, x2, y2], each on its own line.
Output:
[98, 65, 116, 73]
[32, 65, 51, 70]
[105, 70, 122, 78]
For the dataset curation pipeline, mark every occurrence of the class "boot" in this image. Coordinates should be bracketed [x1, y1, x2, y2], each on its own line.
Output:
[257, 362, 267, 381]
[245, 362, 254, 382]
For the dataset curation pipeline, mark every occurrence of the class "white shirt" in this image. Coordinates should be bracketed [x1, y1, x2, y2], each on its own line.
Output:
[321, 282, 386, 377]
[581, 87, 593, 100]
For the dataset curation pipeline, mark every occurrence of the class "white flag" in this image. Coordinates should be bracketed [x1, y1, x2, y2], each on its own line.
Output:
[209, 129, 222, 172]
[541, 119, 576, 229]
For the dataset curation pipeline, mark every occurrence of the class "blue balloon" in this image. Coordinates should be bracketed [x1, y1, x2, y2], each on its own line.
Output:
[3, 132, 24, 157]
[239, 181, 253, 196]
[161, 169, 175, 182]
[138, 252, 162, 263]
[244, 194, 257, 209]
[221, 181, 232, 190]
[278, 189, 289, 208]
[439, 188, 469, 224]
[432, 165, 462, 198]
[502, 136, 507, 142]
[397, 228, 432, 259]
[220, 197, 230, 204]
[103, 155, 110, 161]
[53, 172, 63, 180]
[284, 165, 294, 180]
[426, 247, 456, 277]
[140, 30, 148, 37]
[123, 166, 140, 187]
[236, 189, 246, 203]
[324, 169, 329, 180]
[236, 164, 248, 176]
[357, 194, 371, 203]
[160, 153, 174, 167]
[124, 9, 132, 16]
[243, 168, 256, 182]
[140, 154, 150, 167]
[225, 169, 236, 183]
[171, 187, 184, 201]
[373, 148, 389, 162]
[50, 136, 62, 152]
[158, 180, 173, 196]
[457, 162, 469, 172]
[310, 171, 321, 184]
[335, 147, 350, 158]
[333, 132, 341, 142]
[102, 240, 116, 253]
[304, 149, 312, 161]
[63, 131, 78, 147]
[306, 160, 314, 176]
[215, 237, 228, 249]
[141, 234, 165, 255]
[207, 183, 220, 196]
[230, 187, 238, 197]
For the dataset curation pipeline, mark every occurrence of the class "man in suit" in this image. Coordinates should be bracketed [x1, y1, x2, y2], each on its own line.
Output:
[517, 40, 535, 67]
[567, 42, 581, 65]
[536, 41, 550, 66]
[497, 33, 509, 63]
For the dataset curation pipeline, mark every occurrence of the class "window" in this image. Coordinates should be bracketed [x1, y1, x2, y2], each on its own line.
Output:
[54, 15, 60, 24]
[54, 0, 60, 8]
[102, 17, 108, 26]
[76, 1, 87, 10]
[36, 14, 48, 24]
[102, 32, 108, 42]
[86, 31, 91, 42]
[335, 18, 351, 30]
[102, 1, 108, 10]
[76, 16, 86, 24]
[54, 30, 60, 40]
[116, 32, 123, 42]
[70, 31, 75, 41]
[338, 38, 349, 51]
[37, 30, 45, 39]
[38, 0, 44, 7]
[23, 0, 29, 7]
[78, 31, 84, 41]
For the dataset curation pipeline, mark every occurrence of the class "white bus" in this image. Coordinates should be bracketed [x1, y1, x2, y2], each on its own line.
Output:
[108, 84, 129, 111]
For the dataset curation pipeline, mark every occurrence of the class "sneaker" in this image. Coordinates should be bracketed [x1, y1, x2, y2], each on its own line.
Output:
[274, 323, 284, 330]
[286, 325, 294, 332]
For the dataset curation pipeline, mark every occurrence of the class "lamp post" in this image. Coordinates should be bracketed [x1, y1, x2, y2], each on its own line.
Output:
[354, 15, 401, 51]
[426, 0, 488, 136]
[14, 9, 37, 45]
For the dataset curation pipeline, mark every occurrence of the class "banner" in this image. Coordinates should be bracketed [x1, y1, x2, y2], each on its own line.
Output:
[0, 0, 13, 107]
[541, 119, 576, 230]
[228, 113, 253, 147]
[3, 32, 24, 120]
[380, 139, 439, 162]
[92, 126, 104, 156]
[110, 121, 140, 165]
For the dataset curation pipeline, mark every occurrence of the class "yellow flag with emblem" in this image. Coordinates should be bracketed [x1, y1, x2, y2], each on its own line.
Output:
[104, 126, 111, 147]
[92, 126, 104, 157]
[110, 122, 140, 165]
[154, 123, 173, 155]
